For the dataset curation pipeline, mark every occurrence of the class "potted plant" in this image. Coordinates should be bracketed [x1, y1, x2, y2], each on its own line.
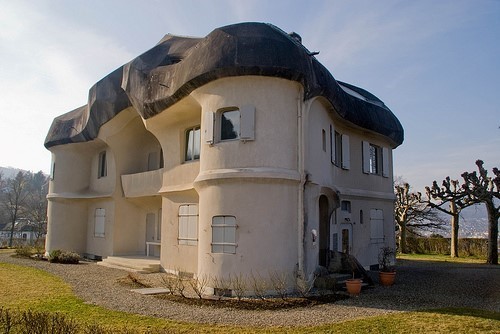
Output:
[345, 255, 362, 296]
[378, 246, 396, 286]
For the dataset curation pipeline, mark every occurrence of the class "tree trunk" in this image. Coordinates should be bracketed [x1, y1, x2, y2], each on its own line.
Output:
[399, 222, 408, 253]
[450, 201, 459, 258]
[485, 199, 498, 265]
[9, 220, 15, 247]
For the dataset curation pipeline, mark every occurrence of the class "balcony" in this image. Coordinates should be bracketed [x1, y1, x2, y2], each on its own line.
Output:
[121, 169, 163, 198]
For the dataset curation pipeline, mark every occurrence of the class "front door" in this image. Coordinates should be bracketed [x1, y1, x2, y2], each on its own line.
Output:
[340, 224, 352, 254]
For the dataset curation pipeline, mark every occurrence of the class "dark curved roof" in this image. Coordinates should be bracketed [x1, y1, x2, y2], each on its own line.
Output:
[45, 22, 404, 148]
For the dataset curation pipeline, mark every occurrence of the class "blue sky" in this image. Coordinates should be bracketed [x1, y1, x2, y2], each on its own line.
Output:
[1, 0, 499, 192]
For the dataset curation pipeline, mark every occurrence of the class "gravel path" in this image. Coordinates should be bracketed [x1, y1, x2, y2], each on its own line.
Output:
[1, 252, 499, 327]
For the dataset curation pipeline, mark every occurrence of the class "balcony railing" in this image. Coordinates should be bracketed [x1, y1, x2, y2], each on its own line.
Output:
[121, 169, 163, 198]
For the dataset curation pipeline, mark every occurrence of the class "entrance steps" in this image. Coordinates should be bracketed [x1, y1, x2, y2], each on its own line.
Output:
[97, 256, 161, 273]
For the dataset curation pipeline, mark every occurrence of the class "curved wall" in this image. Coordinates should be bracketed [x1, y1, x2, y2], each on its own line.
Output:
[191, 76, 301, 288]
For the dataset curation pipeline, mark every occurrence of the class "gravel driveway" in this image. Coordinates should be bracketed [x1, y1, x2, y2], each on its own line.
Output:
[1, 252, 499, 327]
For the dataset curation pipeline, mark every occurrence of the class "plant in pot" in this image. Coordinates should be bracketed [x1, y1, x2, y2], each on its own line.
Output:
[378, 246, 396, 286]
[345, 255, 362, 296]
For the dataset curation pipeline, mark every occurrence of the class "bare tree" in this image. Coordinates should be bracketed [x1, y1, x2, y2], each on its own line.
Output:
[25, 171, 49, 242]
[425, 177, 472, 258]
[460, 160, 499, 265]
[395, 182, 444, 253]
[1, 171, 29, 247]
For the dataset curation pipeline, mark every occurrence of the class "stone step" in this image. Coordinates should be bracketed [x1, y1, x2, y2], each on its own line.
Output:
[97, 256, 161, 273]
[131, 287, 170, 295]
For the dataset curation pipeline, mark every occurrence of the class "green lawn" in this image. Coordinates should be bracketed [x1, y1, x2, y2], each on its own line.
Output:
[0, 258, 499, 333]
[397, 253, 487, 264]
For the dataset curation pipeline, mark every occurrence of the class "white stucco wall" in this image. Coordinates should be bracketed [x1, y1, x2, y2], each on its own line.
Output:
[45, 199, 88, 254]
[304, 98, 396, 270]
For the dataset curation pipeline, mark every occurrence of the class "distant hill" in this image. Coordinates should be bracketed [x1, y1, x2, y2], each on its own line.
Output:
[0, 167, 48, 179]
[0, 167, 26, 179]
[424, 204, 489, 238]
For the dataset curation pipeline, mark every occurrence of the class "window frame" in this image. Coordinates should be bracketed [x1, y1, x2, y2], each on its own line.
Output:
[98, 151, 107, 178]
[341, 200, 352, 213]
[330, 125, 350, 169]
[211, 215, 237, 254]
[50, 161, 55, 180]
[184, 126, 201, 162]
[322, 129, 326, 152]
[363, 141, 389, 177]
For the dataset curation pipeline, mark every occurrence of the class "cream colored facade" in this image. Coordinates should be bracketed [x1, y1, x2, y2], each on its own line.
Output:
[45, 23, 403, 293]
[46, 75, 397, 288]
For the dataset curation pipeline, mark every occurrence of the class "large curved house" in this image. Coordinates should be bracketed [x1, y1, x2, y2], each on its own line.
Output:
[45, 22, 403, 293]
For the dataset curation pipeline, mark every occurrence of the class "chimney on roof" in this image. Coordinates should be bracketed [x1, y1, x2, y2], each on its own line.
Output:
[288, 32, 302, 44]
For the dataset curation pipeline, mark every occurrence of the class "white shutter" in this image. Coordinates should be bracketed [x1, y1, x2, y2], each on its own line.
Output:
[341, 134, 350, 170]
[362, 141, 370, 174]
[370, 209, 384, 242]
[204, 111, 214, 144]
[94, 208, 106, 237]
[330, 124, 336, 164]
[239, 105, 255, 141]
[382, 147, 389, 178]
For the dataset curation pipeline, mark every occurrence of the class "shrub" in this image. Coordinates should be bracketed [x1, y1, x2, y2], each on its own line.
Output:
[212, 275, 231, 299]
[295, 276, 313, 297]
[22, 309, 80, 334]
[189, 274, 210, 299]
[269, 271, 288, 300]
[405, 237, 487, 258]
[230, 273, 247, 301]
[48, 249, 62, 263]
[48, 249, 80, 264]
[250, 271, 268, 300]
[160, 274, 177, 295]
[0, 307, 19, 334]
[15, 245, 34, 258]
[57, 251, 80, 264]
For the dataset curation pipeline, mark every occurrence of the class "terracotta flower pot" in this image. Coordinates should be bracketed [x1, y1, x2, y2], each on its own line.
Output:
[345, 278, 362, 296]
[379, 271, 396, 286]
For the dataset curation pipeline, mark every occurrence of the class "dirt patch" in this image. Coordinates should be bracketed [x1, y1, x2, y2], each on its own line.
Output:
[117, 271, 349, 310]
[155, 293, 349, 311]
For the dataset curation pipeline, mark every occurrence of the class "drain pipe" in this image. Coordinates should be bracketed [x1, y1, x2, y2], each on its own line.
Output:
[297, 87, 306, 279]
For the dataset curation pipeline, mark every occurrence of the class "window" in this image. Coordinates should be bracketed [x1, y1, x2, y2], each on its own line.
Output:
[341, 200, 351, 213]
[178, 204, 198, 245]
[94, 208, 105, 237]
[98, 151, 107, 178]
[211, 216, 237, 253]
[360, 210, 364, 224]
[322, 129, 326, 152]
[362, 141, 389, 177]
[204, 105, 255, 144]
[330, 125, 350, 169]
[50, 162, 55, 180]
[370, 209, 384, 242]
[185, 126, 201, 161]
[369, 144, 380, 174]
[221, 109, 240, 141]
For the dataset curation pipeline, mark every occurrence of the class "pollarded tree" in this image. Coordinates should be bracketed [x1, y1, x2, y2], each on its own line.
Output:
[425, 177, 472, 258]
[395, 182, 444, 253]
[460, 160, 499, 265]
